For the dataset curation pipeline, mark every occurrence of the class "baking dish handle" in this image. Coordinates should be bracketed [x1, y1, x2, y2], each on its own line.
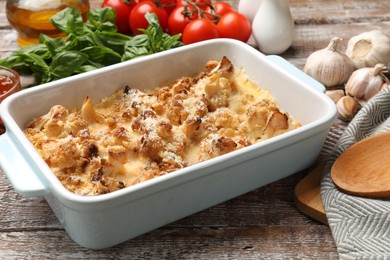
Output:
[0, 132, 48, 197]
[266, 55, 326, 93]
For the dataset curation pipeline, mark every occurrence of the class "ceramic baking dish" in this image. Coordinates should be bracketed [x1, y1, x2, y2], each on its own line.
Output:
[0, 39, 336, 249]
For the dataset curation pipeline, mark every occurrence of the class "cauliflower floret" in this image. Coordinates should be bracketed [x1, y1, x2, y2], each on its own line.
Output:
[40, 136, 80, 169]
[198, 134, 238, 161]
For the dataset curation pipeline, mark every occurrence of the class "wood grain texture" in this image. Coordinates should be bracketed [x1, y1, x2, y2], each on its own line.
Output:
[0, 0, 387, 257]
[0, 171, 338, 258]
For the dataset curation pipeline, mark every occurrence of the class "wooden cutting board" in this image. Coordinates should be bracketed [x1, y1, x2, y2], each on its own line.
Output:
[294, 161, 328, 225]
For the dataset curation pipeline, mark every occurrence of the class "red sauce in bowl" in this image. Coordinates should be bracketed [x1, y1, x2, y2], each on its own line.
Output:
[0, 66, 21, 129]
[0, 67, 20, 101]
[0, 74, 16, 95]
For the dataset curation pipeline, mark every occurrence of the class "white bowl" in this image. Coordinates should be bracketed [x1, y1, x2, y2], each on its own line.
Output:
[0, 39, 336, 249]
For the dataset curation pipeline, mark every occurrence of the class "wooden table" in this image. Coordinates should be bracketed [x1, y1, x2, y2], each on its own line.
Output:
[1, 0, 389, 258]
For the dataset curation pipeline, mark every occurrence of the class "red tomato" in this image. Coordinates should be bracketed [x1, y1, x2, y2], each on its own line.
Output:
[182, 18, 219, 44]
[217, 11, 251, 42]
[177, 0, 212, 10]
[102, 0, 137, 33]
[167, 5, 197, 35]
[159, 0, 177, 14]
[204, 1, 234, 20]
[129, 1, 169, 34]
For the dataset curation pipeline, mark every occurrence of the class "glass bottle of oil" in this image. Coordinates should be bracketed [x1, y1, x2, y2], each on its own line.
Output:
[6, 0, 90, 47]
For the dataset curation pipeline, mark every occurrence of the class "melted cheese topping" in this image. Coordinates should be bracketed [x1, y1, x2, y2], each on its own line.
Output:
[24, 57, 301, 196]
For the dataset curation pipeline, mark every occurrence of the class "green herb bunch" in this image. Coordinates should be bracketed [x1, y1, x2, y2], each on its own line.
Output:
[0, 8, 184, 85]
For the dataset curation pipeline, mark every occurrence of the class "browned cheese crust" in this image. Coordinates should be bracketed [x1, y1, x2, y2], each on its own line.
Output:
[24, 57, 301, 196]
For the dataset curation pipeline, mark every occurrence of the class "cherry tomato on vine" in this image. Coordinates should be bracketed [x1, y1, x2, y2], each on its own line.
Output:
[217, 11, 252, 42]
[168, 5, 198, 35]
[204, 1, 234, 20]
[182, 18, 219, 44]
[129, 1, 169, 34]
[102, 0, 137, 33]
[159, 0, 177, 14]
[176, 0, 212, 10]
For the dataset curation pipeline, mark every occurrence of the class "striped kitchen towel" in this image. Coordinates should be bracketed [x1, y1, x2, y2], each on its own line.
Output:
[321, 85, 390, 259]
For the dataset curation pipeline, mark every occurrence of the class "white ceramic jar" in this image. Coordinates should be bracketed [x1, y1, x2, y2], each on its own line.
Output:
[252, 0, 294, 54]
[238, 0, 262, 24]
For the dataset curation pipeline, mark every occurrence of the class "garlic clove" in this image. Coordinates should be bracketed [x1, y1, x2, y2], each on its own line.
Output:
[345, 30, 390, 69]
[345, 67, 371, 99]
[336, 96, 359, 122]
[326, 89, 345, 104]
[345, 63, 387, 102]
[304, 37, 355, 88]
[364, 79, 383, 100]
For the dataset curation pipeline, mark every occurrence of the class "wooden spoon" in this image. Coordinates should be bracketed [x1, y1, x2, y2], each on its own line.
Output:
[294, 161, 328, 225]
[331, 132, 390, 198]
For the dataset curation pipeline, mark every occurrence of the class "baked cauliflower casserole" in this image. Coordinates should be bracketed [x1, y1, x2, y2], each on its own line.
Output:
[24, 57, 301, 196]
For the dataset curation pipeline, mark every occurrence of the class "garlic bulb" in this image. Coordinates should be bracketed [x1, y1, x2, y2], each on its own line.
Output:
[304, 37, 355, 88]
[336, 96, 359, 122]
[345, 63, 388, 103]
[345, 30, 390, 69]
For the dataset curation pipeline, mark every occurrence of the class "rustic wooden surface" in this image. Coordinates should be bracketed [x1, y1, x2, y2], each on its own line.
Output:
[1, 0, 389, 258]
